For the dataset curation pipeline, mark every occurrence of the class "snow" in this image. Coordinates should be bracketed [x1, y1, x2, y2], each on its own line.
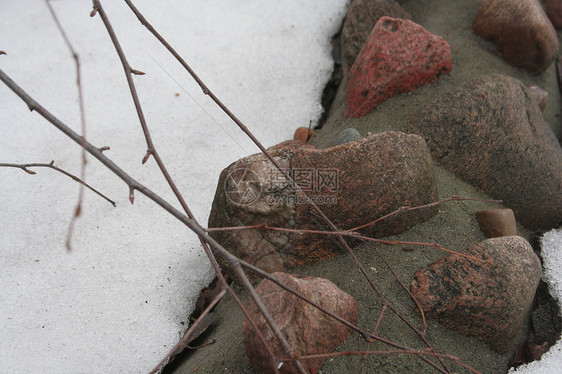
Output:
[0, 0, 349, 373]
[511, 228, 562, 374]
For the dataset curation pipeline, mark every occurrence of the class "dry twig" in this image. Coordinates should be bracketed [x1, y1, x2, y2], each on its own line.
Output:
[0, 161, 115, 207]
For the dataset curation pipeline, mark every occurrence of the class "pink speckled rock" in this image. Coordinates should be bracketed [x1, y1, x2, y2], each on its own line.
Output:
[344, 16, 451, 118]
[243, 272, 358, 374]
[410, 236, 541, 354]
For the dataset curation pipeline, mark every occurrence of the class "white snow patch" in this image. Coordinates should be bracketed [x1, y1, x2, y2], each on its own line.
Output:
[0, 0, 349, 373]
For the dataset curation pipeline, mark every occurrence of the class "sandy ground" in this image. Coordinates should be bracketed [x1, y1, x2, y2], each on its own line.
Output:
[167, 0, 560, 373]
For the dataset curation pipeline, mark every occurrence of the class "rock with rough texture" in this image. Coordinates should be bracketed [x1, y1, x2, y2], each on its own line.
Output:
[475, 208, 517, 238]
[344, 17, 452, 118]
[341, 0, 412, 74]
[472, 0, 559, 74]
[406, 74, 562, 230]
[335, 128, 362, 145]
[410, 236, 542, 354]
[545, 0, 562, 29]
[243, 272, 358, 374]
[208, 132, 438, 279]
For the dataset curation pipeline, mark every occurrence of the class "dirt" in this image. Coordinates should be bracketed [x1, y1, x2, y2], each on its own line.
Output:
[165, 0, 562, 373]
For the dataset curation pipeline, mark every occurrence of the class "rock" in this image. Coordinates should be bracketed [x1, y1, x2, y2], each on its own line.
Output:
[545, 0, 562, 29]
[208, 131, 438, 279]
[243, 272, 358, 374]
[406, 74, 562, 230]
[472, 0, 559, 74]
[335, 128, 361, 145]
[525, 84, 549, 111]
[410, 236, 542, 354]
[344, 17, 452, 118]
[341, 0, 412, 74]
[475, 208, 517, 238]
[293, 127, 315, 143]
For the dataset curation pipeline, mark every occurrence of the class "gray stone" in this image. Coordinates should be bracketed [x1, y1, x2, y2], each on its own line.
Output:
[335, 128, 361, 145]
[406, 74, 562, 230]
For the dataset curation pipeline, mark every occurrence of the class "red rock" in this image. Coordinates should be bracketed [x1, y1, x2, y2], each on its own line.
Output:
[243, 272, 358, 374]
[208, 132, 438, 280]
[410, 236, 541, 354]
[545, 0, 562, 29]
[341, 0, 412, 74]
[344, 17, 451, 118]
[472, 0, 559, 74]
[475, 208, 517, 238]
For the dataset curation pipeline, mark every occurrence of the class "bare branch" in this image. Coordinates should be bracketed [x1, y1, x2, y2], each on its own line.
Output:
[285, 349, 482, 374]
[0, 161, 116, 207]
[348, 196, 502, 233]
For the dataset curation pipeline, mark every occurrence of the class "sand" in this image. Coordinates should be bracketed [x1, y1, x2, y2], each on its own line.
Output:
[167, 0, 561, 372]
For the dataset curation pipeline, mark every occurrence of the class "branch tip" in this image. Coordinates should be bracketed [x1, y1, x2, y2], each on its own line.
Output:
[0, 51, 6, 55]
[90, 7, 98, 17]
[129, 187, 135, 204]
[131, 69, 145, 76]
[99, 146, 110, 152]
[142, 151, 152, 165]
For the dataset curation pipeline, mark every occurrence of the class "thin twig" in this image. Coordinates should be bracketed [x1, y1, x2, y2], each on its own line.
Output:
[0, 161, 115, 207]
[348, 196, 502, 232]
[361, 304, 387, 374]
[205, 222, 484, 263]
[285, 349, 482, 374]
[45, 0, 88, 251]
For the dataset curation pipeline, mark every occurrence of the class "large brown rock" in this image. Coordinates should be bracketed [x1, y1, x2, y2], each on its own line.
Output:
[406, 74, 562, 230]
[243, 272, 358, 374]
[341, 0, 412, 74]
[410, 236, 541, 354]
[208, 131, 438, 279]
[344, 17, 452, 118]
[472, 0, 559, 74]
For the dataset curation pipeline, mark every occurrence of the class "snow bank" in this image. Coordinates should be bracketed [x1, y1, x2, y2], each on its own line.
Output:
[0, 0, 348, 372]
